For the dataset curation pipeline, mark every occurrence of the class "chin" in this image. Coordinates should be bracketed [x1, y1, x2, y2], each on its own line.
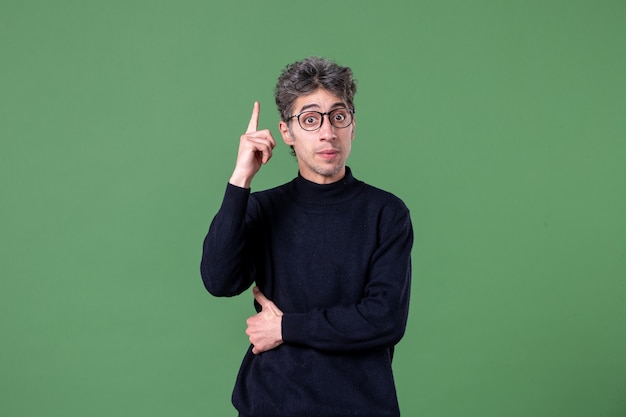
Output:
[315, 164, 344, 178]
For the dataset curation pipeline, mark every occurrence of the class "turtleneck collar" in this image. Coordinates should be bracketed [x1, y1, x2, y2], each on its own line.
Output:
[287, 166, 363, 206]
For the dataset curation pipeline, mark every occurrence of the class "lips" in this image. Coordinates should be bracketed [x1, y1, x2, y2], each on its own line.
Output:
[317, 149, 339, 157]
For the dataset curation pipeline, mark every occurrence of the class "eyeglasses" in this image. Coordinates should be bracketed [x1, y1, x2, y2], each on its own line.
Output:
[287, 108, 355, 131]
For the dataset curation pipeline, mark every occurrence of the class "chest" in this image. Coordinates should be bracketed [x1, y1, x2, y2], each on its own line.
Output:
[255, 204, 381, 311]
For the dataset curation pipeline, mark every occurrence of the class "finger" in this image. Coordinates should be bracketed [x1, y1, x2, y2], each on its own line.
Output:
[260, 146, 272, 165]
[246, 101, 260, 134]
[243, 135, 275, 158]
[244, 133, 277, 161]
[246, 129, 277, 148]
[253, 286, 270, 306]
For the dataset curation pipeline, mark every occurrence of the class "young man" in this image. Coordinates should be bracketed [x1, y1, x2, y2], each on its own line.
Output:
[201, 57, 413, 417]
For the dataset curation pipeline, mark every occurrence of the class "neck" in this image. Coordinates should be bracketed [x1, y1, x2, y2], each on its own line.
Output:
[290, 166, 359, 206]
[297, 165, 347, 185]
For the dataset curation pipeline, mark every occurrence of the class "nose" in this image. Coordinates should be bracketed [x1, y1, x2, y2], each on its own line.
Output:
[318, 114, 337, 140]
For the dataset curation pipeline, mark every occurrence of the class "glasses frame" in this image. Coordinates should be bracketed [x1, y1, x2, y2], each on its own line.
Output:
[287, 107, 355, 131]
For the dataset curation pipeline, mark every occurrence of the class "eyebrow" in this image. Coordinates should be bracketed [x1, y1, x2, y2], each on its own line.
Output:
[298, 101, 347, 113]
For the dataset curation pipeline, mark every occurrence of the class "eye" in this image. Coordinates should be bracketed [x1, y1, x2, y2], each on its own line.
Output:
[332, 112, 346, 122]
[301, 112, 320, 127]
[330, 109, 351, 127]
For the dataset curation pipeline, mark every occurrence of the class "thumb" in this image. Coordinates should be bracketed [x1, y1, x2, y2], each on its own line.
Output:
[253, 286, 270, 307]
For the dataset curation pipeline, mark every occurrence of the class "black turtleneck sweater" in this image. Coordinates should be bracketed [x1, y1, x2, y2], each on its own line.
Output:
[201, 167, 413, 417]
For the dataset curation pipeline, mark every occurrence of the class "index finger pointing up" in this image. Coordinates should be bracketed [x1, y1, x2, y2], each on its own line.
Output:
[246, 101, 260, 134]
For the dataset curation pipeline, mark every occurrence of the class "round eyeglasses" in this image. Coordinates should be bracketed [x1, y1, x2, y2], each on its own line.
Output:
[287, 108, 355, 131]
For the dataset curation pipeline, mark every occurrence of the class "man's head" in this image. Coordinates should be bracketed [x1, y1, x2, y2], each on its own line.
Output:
[274, 56, 357, 123]
[275, 57, 358, 184]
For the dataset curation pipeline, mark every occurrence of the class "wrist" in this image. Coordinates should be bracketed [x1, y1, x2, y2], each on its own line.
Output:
[229, 172, 253, 189]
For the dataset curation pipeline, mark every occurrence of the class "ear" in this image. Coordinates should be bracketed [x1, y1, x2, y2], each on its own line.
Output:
[351, 118, 356, 140]
[279, 121, 294, 146]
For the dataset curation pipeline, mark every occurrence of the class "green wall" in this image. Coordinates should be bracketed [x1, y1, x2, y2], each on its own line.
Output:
[2, 1, 625, 416]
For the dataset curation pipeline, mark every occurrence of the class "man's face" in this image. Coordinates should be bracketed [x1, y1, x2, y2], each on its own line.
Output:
[279, 88, 355, 184]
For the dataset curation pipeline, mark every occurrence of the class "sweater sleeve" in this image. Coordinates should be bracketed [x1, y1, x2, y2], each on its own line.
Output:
[200, 183, 256, 297]
[281, 206, 413, 352]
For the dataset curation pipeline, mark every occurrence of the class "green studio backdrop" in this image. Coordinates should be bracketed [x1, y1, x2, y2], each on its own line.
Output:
[1, 1, 625, 416]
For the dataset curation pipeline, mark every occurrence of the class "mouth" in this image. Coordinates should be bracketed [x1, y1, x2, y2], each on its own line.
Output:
[317, 149, 340, 160]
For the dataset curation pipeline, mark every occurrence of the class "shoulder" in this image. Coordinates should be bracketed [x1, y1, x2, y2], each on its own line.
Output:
[358, 181, 410, 214]
[250, 180, 291, 200]
[350, 179, 413, 237]
[246, 180, 294, 214]
[355, 181, 413, 246]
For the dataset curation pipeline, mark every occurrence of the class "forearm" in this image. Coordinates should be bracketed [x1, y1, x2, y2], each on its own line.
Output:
[281, 274, 411, 351]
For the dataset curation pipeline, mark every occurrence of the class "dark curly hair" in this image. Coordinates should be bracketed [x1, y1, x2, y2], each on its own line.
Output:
[274, 57, 357, 122]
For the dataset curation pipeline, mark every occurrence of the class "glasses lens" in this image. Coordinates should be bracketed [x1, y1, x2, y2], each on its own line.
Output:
[299, 112, 323, 130]
[328, 108, 352, 128]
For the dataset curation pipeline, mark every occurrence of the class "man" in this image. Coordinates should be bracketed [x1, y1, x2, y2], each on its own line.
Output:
[201, 56, 413, 417]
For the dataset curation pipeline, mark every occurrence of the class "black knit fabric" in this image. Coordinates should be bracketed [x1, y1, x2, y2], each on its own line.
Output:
[201, 167, 413, 417]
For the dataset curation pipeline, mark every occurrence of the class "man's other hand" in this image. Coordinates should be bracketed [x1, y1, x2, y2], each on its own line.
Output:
[246, 287, 284, 354]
